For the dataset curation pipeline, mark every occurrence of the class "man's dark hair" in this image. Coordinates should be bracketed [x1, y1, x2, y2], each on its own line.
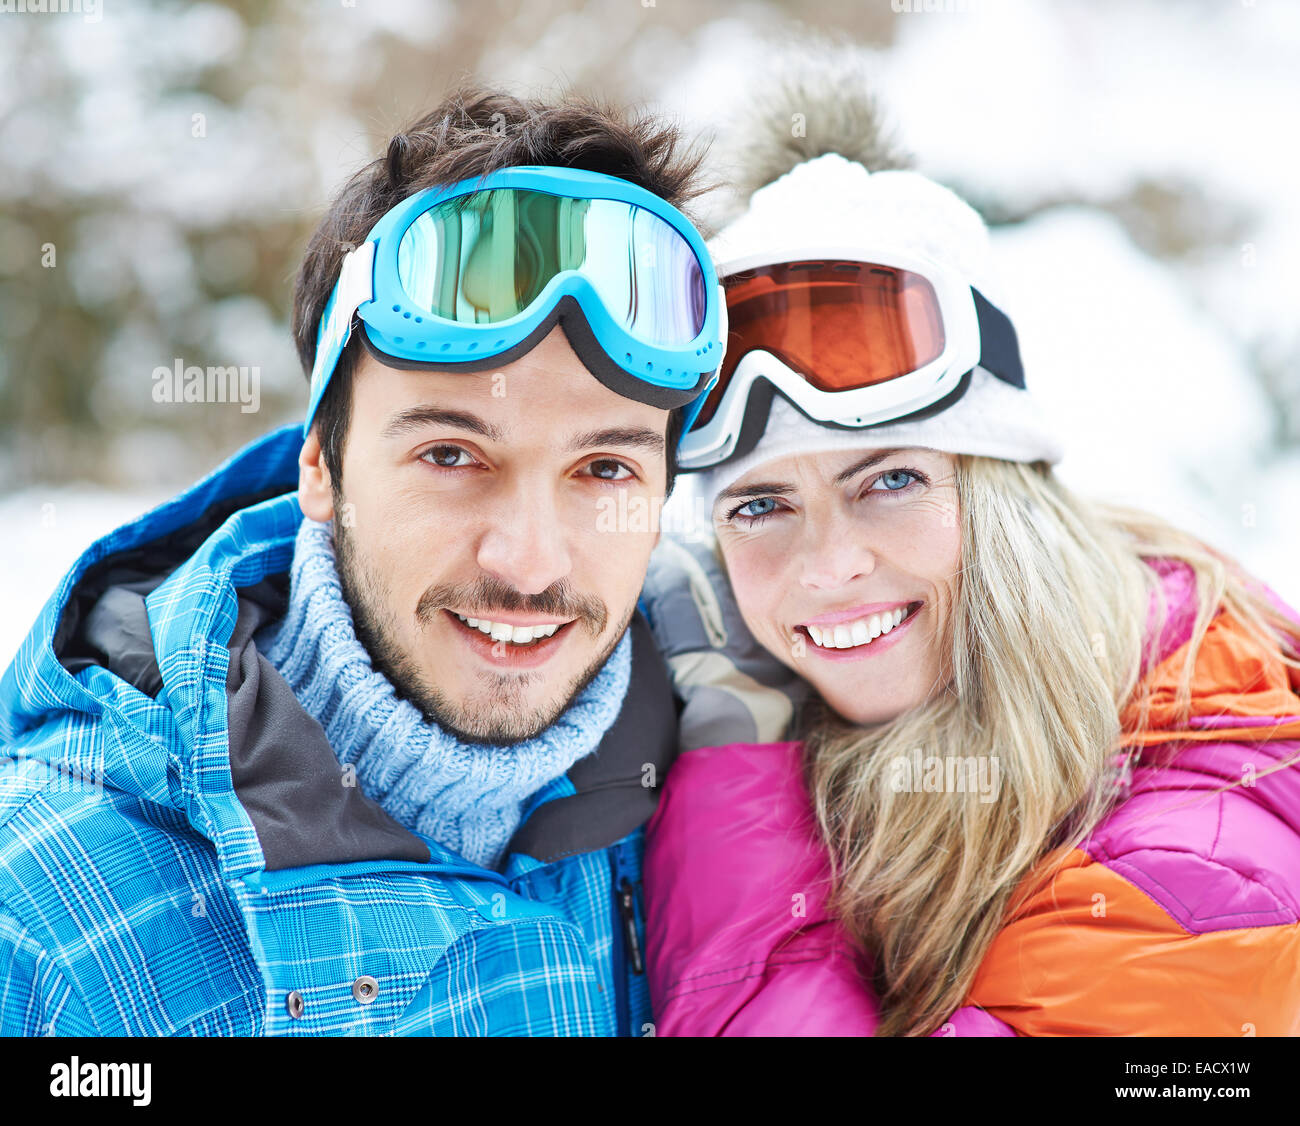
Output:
[292, 87, 707, 499]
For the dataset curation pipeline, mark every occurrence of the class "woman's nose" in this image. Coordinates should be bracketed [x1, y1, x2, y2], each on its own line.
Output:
[796, 517, 876, 591]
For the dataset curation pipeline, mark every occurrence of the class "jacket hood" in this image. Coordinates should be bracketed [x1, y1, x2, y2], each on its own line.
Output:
[0, 423, 676, 879]
[2, 423, 300, 742]
[1121, 556, 1300, 750]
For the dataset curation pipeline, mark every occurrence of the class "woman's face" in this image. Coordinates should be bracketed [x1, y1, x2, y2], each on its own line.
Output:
[713, 446, 961, 725]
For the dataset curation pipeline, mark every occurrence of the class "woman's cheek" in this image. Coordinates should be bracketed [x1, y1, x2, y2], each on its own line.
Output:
[761, 605, 792, 661]
[721, 546, 778, 645]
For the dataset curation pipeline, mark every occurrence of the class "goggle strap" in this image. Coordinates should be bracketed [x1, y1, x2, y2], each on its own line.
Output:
[307, 241, 376, 404]
[678, 374, 719, 446]
[971, 288, 1025, 390]
[321, 241, 376, 353]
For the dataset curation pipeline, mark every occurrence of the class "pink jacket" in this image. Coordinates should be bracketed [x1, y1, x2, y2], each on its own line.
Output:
[644, 558, 1300, 1036]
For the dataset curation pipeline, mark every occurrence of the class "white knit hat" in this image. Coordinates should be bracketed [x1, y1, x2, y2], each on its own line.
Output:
[697, 153, 1064, 499]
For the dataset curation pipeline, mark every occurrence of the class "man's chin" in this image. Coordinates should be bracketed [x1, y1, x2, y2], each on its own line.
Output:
[431, 704, 565, 747]
[419, 674, 602, 745]
[416, 630, 628, 745]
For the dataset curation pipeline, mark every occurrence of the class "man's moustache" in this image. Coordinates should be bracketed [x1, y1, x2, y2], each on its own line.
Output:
[416, 578, 608, 637]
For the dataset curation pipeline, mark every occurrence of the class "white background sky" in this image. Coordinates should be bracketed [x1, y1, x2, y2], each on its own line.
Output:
[3, 0, 1297, 668]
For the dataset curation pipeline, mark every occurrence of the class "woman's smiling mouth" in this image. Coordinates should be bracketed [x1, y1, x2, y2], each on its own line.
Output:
[797, 601, 924, 653]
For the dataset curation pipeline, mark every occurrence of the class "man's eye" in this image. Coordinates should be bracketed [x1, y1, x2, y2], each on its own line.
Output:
[421, 445, 473, 468]
[587, 459, 633, 481]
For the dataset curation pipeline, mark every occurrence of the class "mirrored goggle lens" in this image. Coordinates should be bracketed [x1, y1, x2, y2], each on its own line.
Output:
[691, 260, 946, 429]
[395, 188, 707, 345]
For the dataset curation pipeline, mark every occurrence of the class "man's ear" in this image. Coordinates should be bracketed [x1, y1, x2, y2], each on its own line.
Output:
[298, 428, 335, 522]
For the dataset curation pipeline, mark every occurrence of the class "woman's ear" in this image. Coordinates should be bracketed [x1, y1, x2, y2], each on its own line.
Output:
[298, 428, 335, 523]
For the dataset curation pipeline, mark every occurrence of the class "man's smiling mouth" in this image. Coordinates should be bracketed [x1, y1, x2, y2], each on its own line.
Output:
[448, 611, 574, 647]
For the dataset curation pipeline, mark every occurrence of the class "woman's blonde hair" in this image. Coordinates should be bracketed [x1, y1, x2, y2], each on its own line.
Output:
[803, 454, 1300, 1036]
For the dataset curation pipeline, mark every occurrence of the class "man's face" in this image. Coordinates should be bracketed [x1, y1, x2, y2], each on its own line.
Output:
[298, 326, 668, 744]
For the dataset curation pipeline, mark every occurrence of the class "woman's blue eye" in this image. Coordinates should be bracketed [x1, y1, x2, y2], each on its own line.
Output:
[736, 497, 779, 519]
[872, 469, 919, 492]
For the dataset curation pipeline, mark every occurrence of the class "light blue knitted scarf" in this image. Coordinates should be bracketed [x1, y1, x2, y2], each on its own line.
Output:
[255, 517, 631, 870]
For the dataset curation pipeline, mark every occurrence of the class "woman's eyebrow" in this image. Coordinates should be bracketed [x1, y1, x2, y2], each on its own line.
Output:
[833, 448, 906, 485]
[716, 449, 912, 503]
[715, 480, 796, 504]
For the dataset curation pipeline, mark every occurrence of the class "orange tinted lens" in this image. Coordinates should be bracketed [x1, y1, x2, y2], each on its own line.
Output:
[692, 261, 945, 429]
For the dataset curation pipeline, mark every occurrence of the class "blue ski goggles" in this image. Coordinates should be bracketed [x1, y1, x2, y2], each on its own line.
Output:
[304, 165, 724, 438]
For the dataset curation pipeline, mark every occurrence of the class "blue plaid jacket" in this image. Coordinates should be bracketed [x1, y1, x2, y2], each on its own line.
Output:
[0, 424, 676, 1036]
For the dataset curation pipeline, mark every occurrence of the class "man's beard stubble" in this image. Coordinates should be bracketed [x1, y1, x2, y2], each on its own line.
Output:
[332, 512, 629, 746]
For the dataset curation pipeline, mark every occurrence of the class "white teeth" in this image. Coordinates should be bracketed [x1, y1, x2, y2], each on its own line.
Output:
[454, 613, 562, 644]
[803, 605, 915, 651]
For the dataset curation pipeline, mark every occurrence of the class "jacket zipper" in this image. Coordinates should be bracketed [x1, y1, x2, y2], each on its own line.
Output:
[610, 840, 644, 1037]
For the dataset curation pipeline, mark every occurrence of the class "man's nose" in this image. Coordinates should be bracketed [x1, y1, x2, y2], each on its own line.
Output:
[475, 485, 574, 596]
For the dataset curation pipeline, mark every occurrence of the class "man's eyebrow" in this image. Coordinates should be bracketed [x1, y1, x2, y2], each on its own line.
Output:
[381, 407, 506, 443]
[563, 427, 665, 456]
[380, 411, 663, 457]
[714, 449, 909, 505]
